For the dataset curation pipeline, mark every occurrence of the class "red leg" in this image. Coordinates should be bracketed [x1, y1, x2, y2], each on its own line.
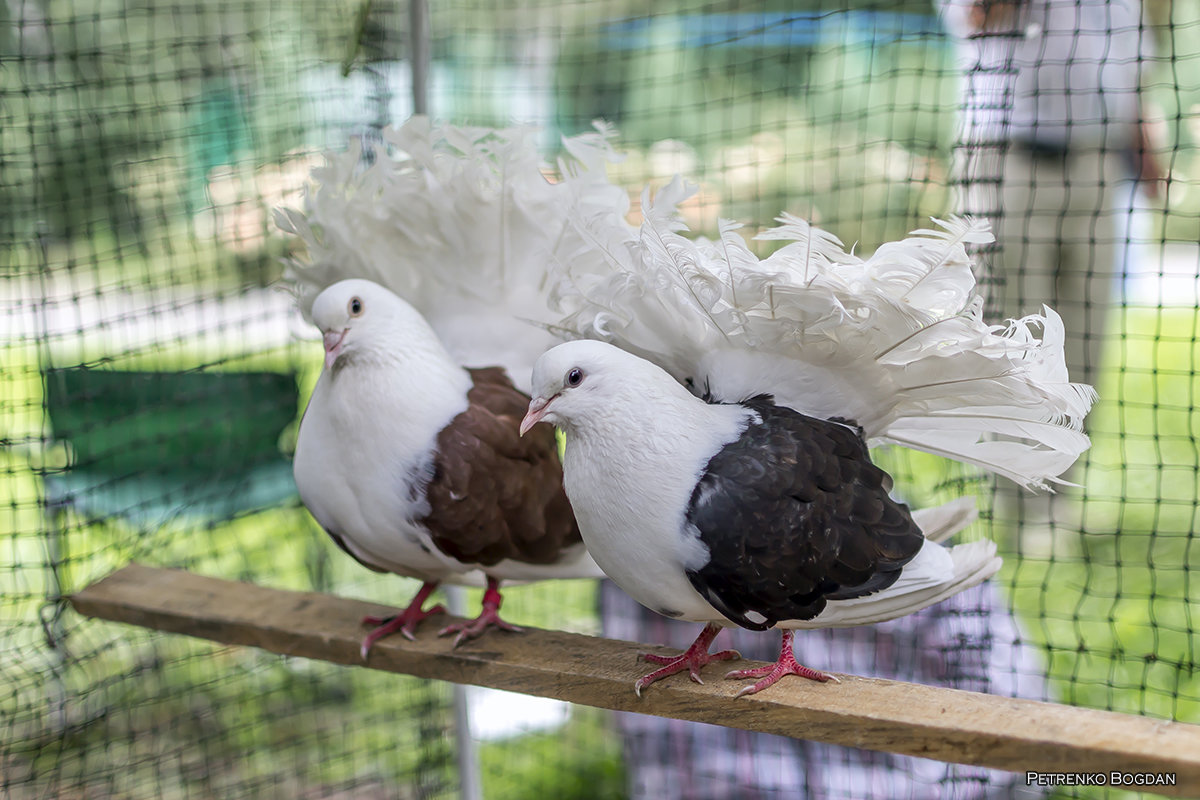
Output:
[438, 577, 522, 648]
[724, 630, 840, 697]
[633, 623, 742, 697]
[360, 581, 446, 660]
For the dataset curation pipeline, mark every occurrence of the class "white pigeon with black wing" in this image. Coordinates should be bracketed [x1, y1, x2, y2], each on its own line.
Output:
[523, 188, 1094, 695]
[523, 341, 1002, 696]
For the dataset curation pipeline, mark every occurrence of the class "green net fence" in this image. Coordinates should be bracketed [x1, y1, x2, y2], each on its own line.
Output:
[3, 1, 1198, 798]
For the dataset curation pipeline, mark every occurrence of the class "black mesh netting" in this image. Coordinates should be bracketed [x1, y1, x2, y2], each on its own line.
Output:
[3, 1, 1198, 799]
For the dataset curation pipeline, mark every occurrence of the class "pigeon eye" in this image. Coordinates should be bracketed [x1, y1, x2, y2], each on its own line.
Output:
[566, 367, 584, 387]
[348, 297, 364, 317]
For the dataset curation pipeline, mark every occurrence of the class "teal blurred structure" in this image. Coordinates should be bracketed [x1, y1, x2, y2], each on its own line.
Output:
[40, 368, 299, 527]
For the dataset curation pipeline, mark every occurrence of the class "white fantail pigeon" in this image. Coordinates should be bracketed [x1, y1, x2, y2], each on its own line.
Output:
[522, 187, 1095, 695]
[293, 279, 601, 658]
[523, 341, 1003, 696]
[277, 120, 626, 656]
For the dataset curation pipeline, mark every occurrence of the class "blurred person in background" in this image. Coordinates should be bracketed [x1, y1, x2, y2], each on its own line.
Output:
[939, 0, 1164, 390]
[937, 0, 1165, 539]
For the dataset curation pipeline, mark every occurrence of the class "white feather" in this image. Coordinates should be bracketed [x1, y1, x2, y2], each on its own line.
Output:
[784, 539, 1001, 629]
[908, 496, 978, 544]
[550, 192, 1095, 489]
[276, 116, 628, 380]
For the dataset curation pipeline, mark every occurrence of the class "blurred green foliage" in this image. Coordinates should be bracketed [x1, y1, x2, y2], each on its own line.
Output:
[1, 0, 376, 248]
[7, 0, 1200, 279]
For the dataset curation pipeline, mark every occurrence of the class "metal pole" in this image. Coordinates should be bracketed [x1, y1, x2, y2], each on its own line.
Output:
[409, 0, 430, 115]
[444, 586, 484, 800]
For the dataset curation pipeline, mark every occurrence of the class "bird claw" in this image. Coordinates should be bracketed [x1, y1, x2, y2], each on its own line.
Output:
[731, 672, 836, 698]
[632, 624, 743, 696]
[358, 599, 446, 660]
[438, 607, 521, 648]
[632, 641, 741, 696]
[725, 640, 836, 697]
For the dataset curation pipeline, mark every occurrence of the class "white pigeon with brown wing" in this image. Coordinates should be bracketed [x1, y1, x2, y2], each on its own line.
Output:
[294, 280, 601, 659]
[277, 120, 626, 657]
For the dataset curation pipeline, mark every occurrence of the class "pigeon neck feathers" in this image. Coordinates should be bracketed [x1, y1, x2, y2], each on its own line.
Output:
[316, 310, 473, 443]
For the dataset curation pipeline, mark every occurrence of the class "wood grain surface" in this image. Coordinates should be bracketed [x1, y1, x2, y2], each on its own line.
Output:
[71, 563, 1200, 797]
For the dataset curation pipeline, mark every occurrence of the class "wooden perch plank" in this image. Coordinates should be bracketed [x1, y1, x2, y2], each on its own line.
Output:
[73, 563, 1200, 797]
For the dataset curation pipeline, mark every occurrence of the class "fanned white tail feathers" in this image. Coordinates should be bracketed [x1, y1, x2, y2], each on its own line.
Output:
[276, 116, 628, 378]
[278, 118, 1094, 490]
[552, 183, 1096, 489]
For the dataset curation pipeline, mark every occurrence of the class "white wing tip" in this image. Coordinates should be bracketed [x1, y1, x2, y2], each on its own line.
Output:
[947, 539, 1003, 586]
[910, 496, 979, 544]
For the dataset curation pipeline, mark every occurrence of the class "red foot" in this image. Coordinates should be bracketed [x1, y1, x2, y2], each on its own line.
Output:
[360, 581, 445, 660]
[725, 630, 840, 697]
[634, 623, 742, 697]
[438, 578, 522, 648]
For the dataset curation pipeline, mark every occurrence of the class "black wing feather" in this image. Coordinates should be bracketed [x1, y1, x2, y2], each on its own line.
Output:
[684, 396, 924, 631]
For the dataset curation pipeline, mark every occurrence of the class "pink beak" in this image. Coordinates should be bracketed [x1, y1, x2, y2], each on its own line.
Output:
[519, 396, 553, 437]
[323, 329, 348, 371]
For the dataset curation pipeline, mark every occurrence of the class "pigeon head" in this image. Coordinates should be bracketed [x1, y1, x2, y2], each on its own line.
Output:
[520, 340, 694, 437]
[311, 279, 432, 372]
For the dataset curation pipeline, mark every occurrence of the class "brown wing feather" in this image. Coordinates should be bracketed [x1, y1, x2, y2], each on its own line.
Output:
[420, 367, 581, 567]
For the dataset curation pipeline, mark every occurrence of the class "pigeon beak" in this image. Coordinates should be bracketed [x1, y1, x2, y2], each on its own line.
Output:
[323, 329, 348, 371]
[520, 395, 554, 437]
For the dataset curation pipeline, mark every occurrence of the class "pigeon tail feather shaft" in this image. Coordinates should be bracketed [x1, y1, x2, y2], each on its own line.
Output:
[551, 194, 1094, 490]
[277, 117, 628, 379]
